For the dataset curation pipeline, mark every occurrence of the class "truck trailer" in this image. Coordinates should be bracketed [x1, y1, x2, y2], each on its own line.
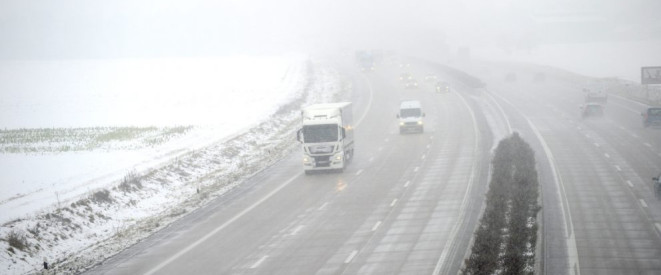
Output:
[297, 102, 354, 174]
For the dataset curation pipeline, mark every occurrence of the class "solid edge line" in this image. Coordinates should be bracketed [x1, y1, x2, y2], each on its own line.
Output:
[432, 89, 480, 275]
[250, 255, 269, 269]
[144, 172, 302, 275]
[526, 117, 581, 275]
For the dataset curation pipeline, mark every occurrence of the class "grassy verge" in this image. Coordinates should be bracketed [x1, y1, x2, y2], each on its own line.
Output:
[0, 126, 192, 153]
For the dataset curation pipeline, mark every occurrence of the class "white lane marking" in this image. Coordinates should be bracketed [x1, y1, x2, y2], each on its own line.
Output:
[356, 169, 364, 176]
[369, 157, 374, 162]
[371, 221, 382, 231]
[483, 89, 513, 134]
[627, 180, 634, 188]
[426, 144, 431, 149]
[355, 75, 375, 127]
[404, 180, 411, 188]
[656, 223, 661, 234]
[640, 199, 648, 208]
[631, 133, 639, 138]
[144, 172, 303, 275]
[644, 143, 652, 148]
[250, 256, 268, 269]
[344, 250, 358, 264]
[430, 136, 434, 140]
[318, 202, 329, 211]
[384, 138, 389, 142]
[615, 165, 622, 172]
[604, 153, 611, 159]
[594, 143, 600, 148]
[378, 147, 383, 152]
[390, 199, 398, 207]
[290, 225, 304, 236]
[414, 167, 420, 172]
[433, 89, 481, 275]
[526, 117, 581, 275]
[421, 154, 426, 160]
[610, 94, 650, 109]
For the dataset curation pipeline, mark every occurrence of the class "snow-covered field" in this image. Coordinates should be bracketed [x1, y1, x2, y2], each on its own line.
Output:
[0, 56, 349, 274]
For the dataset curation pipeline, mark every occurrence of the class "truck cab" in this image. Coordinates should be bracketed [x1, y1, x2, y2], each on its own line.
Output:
[397, 100, 425, 134]
[297, 102, 354, 174]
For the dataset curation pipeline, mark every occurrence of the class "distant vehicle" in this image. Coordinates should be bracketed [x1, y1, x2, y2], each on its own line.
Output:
[654, 173, 661, 199]
[580, 103, 604, 118]
[435, 81, 450, 93]
[397, 100, 425, 134]
[424, 74, 438, 82]
[400, 72, 413, 81]
[641, 107, 661, 128]
[404, 79, 418, 89]
[584, 90, 608, 104]
[355, 50, 375, 72]
[297, 102, 354, 174]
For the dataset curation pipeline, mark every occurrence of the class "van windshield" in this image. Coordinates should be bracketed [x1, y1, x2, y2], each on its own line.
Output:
[303, 124, 339, 143]
[400, 108, 421, 118]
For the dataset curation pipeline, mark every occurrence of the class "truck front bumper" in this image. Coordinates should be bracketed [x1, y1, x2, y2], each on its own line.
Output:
[303, 153, 345, 171]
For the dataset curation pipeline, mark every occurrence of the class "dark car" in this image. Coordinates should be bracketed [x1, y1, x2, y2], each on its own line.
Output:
[404, 79, 418, 89]
[435, 81, 450, 93]
[580, 103, 604, 118]
[642, 107, 661, 128]
[400, 72, 413, 81]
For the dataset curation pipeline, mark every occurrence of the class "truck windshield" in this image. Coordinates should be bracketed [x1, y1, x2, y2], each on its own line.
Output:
[303, 124, 339, 143]
[400, 108, 421, 118]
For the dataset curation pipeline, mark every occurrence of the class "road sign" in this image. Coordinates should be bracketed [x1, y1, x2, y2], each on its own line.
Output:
[642, 66, 661, 85]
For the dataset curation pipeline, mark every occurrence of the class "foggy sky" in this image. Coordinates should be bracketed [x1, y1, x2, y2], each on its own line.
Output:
[1, 0, 659, 60]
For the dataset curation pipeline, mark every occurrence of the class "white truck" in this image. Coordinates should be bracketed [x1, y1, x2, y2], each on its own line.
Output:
[297, 102, 354, 174]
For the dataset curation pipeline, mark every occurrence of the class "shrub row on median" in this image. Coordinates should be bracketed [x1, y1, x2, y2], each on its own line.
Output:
[463, 133, 541, 274]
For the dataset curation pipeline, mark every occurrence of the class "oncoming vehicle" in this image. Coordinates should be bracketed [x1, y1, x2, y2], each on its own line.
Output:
[297, 102, 354, 174]
[404, 79, 418, 89]
[397, 100, 425, 134]
[435, 81, 450, 93]
[641, 107, 661, 128]
[580, 103, 604, 119]
[400, 72, 413, 81]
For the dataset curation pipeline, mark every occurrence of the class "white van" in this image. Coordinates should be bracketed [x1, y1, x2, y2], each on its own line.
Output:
[397, 100, 425, 134]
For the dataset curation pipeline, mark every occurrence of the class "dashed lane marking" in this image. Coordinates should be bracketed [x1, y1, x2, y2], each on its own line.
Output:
[604, 153, 611, 159]
[644, 143, 652, 148]
[594, 143, 600, 148]
[404, 180, 411, 188]
[627, 180, 634, 188]
[318, 202, 328, 211]
[640, 199, 648, 208]
[369, 157, 374, 162]
[422, 154, 426, 160]
[656, 223, 661, 234]
[390, 199, 398, 207]
[371, 221, 382, 231]
[250, 256, 268, 269]
[414, 167, 420, 172]
[290, 225, 304, 236]
[344, 250, 358, 264]
[615, 165, 622, 172]
[356, 169, 364, 176]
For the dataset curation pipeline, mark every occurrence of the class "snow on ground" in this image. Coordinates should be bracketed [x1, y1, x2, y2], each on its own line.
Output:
[0, 55, 305, 224]
[0, 55, 349, 274]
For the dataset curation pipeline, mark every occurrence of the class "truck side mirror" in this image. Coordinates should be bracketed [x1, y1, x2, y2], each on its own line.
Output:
[341, 128, 346, 139]
[423, 113, 426, 117]
[296, 129, 303, 143]
[396, 114, 400, 119]
[654, 177, 659, 181]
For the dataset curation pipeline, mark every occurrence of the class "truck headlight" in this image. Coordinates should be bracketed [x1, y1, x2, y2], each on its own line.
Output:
[303, 157, 310, 163]
[417, 121, 423, 125]
[399, 122, 405, 126]
[335, 155, 342, 161]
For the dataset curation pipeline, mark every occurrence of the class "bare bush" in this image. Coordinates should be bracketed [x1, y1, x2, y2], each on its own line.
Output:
[118, 170, 142, 192]
[91, 189, 113, 204]
[7, 230, 28, 251]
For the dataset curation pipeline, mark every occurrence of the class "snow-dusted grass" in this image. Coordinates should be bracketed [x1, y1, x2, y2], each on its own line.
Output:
[0, 58, 348, 274]
[0, 126, 193, 153]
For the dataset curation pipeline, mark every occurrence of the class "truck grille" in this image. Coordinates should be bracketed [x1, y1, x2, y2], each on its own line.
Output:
[313, 156, 331, 167]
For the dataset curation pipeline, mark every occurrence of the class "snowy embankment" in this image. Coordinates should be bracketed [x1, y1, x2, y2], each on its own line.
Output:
[0, 57, 349, 274]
